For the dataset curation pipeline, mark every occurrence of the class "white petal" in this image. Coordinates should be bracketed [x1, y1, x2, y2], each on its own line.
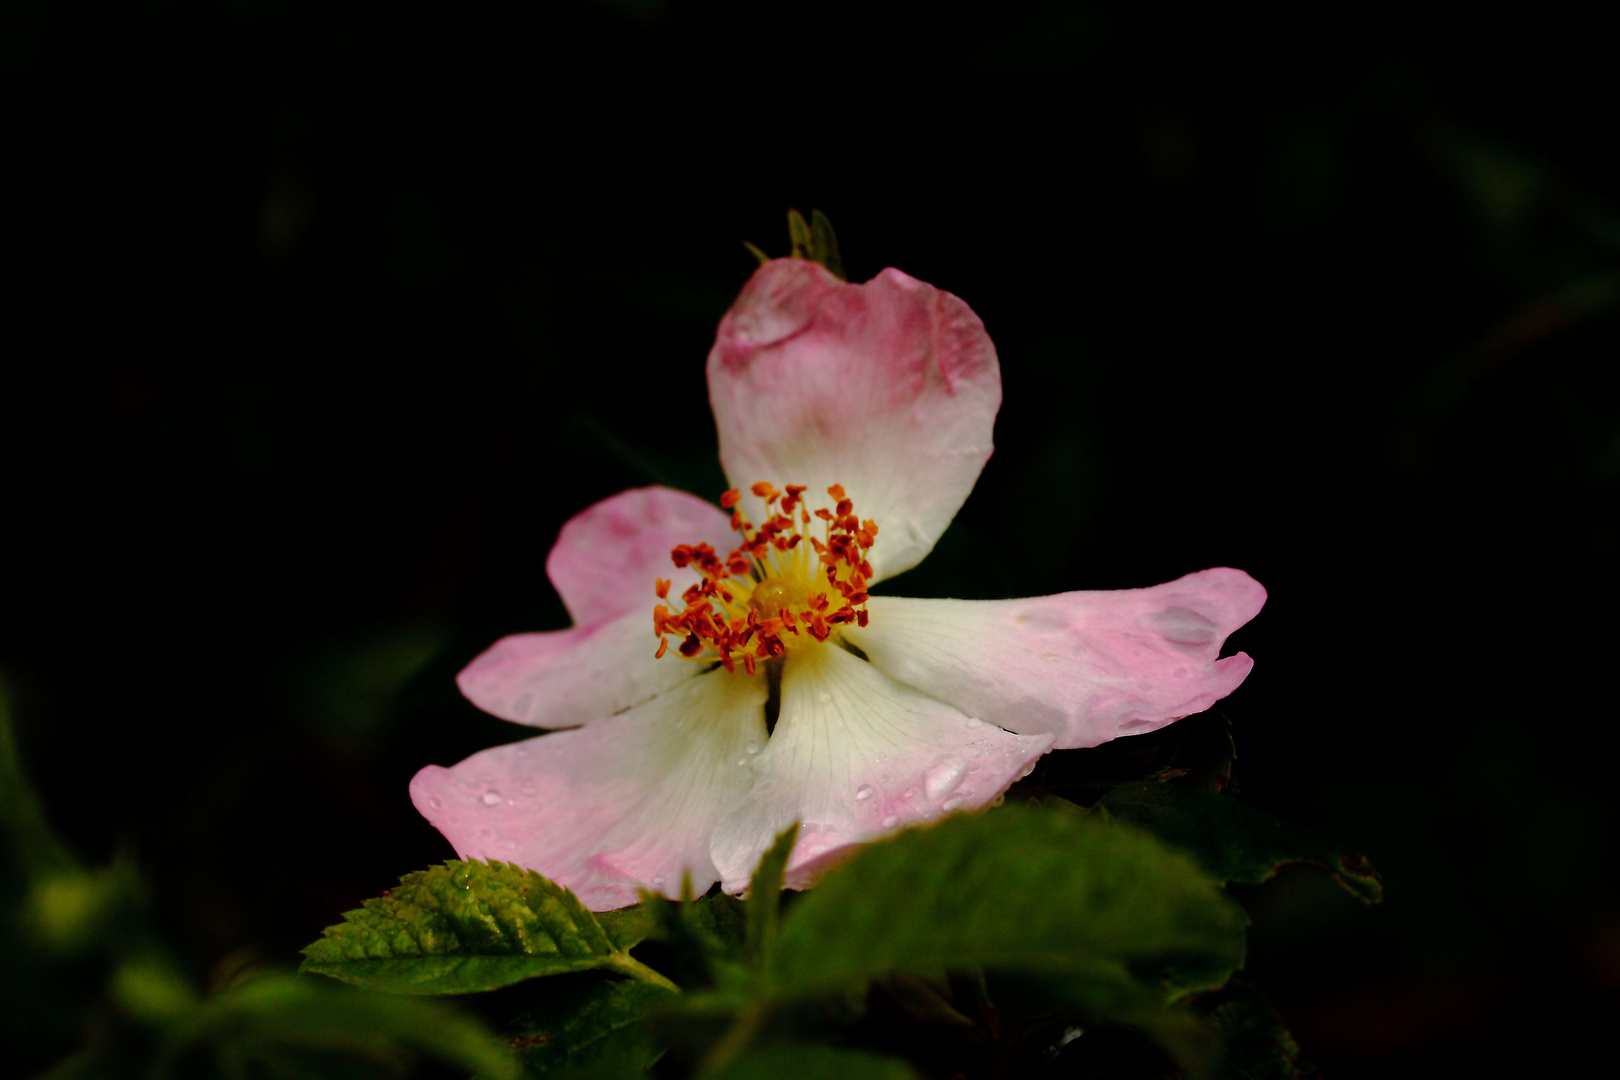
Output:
[412, 668, 767, 910]
[709, 644, 1052, 892]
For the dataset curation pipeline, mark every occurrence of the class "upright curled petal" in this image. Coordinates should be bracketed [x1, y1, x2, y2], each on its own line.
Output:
[709, 645, 1052, 893]
[707, 260, 1001, 583]
[843, 568, 1265, 749]
[412, 668, 767, 911]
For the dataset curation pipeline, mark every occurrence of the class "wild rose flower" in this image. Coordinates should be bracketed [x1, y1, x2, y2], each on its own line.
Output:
[411, 259, 1265, 910]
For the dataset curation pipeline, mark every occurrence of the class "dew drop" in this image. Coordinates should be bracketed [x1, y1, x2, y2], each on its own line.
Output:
[924, 759, 967, 800]
[991, 794, 1006, 808]
[428, 797, 442, 810]
[745, 742, 761, 755]
[1018, 762, 1037, 779]
[881, 814, 900, 829]
[481, 790, 503, 806]
[506, 797, 516, 806]
[652, 875, 666, 886]
[902, 789, 915, 799]
[942, 796, 965, 812]
[855, 784, 874, 801]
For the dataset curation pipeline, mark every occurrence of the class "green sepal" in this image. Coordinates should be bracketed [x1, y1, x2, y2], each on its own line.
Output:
[1095, 782, 1383, 904]
[299, 861, 675, 994]
[786, 207, 846, 279]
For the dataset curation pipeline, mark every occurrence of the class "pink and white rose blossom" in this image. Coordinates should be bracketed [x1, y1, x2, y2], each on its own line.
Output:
[411, 259, 1266, 910]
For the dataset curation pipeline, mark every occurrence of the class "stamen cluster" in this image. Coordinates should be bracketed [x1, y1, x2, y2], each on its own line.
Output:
[652, 482, 878, 674]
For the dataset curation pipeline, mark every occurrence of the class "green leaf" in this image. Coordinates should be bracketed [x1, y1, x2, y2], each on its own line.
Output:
[300, 861, 676, 994]
[744, 824, 798, 965]
[1187, 980, 1309, 1080]
[1096, 782, 1384, 904]
[161, 973, 520, 1080]
[711, 1041, 921, 1080]
[767, 806, 1248, 1002]
[506, 977, 673, 1077]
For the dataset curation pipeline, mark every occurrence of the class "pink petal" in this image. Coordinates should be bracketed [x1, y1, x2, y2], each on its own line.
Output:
[456, 610, 707, 727]
[708, 644, 1053, 893]
[707, 259, 1001, 584]
[546, 486, 736, 627]
[459, 485, 737, 726]
[412, 668, 768, 910]
[843, 568, 1266, 750]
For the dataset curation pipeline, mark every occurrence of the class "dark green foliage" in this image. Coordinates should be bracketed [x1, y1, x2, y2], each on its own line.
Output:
[504, 978, 673, 1077]
[1096, 782, 1383, 904]
[709, 1041, 920, 1080]
[300, 861, 666, 994]
[768, 807, 1248, 1002]
[744, 824, 798, 965]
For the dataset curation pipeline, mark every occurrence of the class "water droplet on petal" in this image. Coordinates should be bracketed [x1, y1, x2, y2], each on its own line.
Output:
[924, 759, 967, 801]
[506, 797, 516, 806]
[881, 814, 900, 828]
[856, 784, 874, 801]
[652, 875, 665, 886]
[428, 797, 442, 810]
[902, 789, 915, 799]
[1019, 762, 1036, 779]
[481, 791, 503, 806]
[745, 742, 760, 755]
[991, 794, 1006, 808]
[942, 795, 965, 812]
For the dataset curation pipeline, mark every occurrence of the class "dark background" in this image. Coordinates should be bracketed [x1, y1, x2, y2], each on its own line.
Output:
[4, 1, 1617, 1075]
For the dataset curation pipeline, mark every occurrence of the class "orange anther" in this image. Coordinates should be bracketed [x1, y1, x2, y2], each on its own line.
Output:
[655, 637, 668, 659]
[827, 483, 846, 500]
[743, 653, 757, 676]
[679, 634, 703, 657]
[720, 488, 741, 508]
[655, 578, 671, 599]
[750, 481, 779, 500]
[836, 499, 853, 517]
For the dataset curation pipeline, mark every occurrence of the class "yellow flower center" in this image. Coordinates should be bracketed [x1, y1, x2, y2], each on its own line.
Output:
[652, 482, 878, 675]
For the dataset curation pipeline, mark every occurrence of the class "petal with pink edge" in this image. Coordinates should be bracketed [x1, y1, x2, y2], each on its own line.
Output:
[457, 609, 701, 727]
[708, 644, 1053, 894]
[842, 568, 1266, 750]
[707, 259, 1001, 584]
[412, 667, 767, 911]
[546, 485, 736, 627]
